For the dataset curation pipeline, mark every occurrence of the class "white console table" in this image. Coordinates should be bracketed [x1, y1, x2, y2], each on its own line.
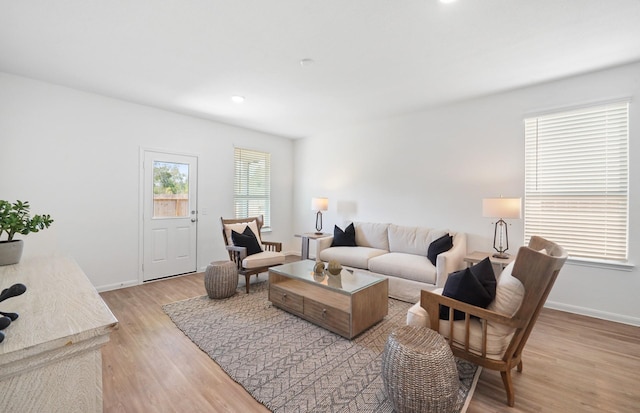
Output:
[0, 256, 118, 412]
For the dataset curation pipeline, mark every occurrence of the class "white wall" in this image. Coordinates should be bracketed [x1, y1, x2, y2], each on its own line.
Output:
[0, 73, 294, 291]
[293, 61, 640, 326]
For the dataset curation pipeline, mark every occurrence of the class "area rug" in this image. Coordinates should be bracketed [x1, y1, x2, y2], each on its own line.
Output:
[163, 283, 481, 413]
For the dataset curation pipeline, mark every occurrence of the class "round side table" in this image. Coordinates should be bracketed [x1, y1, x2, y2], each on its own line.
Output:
[381, 325, 460, 413]
[204, 261, 238, 299]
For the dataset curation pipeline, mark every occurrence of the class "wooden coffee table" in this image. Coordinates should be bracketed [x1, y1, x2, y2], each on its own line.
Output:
[268, 261, 388, 339]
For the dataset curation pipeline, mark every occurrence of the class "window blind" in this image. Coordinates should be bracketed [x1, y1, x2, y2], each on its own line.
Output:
[524, 101, 629, 261]
[233, 148, 271, 229]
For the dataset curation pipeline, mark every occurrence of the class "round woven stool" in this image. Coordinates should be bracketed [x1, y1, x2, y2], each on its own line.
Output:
[204, 261, 238, 299]
[382, 325, 460, 413]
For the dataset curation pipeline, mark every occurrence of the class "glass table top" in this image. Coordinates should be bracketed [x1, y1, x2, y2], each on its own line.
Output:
[269, 260, 386, 295]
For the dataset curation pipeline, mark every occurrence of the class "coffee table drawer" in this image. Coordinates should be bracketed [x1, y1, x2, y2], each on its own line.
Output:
[270, 285, 304, 313]
[304, 297, 350, 336]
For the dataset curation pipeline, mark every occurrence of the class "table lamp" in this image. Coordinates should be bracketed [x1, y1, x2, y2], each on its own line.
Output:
[482, 197, 522, 258]
[311, 197, 328, 235]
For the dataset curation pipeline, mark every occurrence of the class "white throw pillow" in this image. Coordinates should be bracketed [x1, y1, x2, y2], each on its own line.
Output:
[224, 220, 263, 250]
[487, 261, 524, 333]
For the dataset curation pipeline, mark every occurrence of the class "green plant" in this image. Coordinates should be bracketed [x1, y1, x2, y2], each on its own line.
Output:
[0, 200, 54, 241]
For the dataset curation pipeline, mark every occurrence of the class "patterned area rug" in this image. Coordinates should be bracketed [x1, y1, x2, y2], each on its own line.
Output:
[163, 283, 481, 413]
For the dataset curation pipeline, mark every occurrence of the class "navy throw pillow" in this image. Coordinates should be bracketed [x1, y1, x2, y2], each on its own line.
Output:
[331, 223, 356, 247]
[439, 257, 496, 320]
[427, 233, 453, 265]
[231, 226, 262, 256]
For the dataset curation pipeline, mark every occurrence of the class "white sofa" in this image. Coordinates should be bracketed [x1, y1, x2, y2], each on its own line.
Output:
[316, 222, 467, 302]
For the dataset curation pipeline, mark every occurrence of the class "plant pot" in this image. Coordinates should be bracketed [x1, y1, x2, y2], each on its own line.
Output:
[0, 240, 24, 266]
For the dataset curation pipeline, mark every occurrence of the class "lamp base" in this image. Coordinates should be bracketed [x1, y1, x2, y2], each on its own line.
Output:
[492, 252, 510, 259]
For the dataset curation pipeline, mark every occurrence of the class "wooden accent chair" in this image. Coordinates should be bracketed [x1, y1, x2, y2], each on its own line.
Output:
[220, 215, 285, 293]
[419, 236, 568, 407]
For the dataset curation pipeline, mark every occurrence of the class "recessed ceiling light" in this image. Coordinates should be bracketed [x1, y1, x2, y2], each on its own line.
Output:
[231, 95, 245, 103]
[300, 58, 315, 67]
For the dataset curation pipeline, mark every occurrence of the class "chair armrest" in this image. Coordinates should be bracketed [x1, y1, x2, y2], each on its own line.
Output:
[263, 241, 282, 252]
[421, 289, 523, 330]
[435, 232, 467, 288]
[315, 236, 334, 260]
[421, 289, 526, 359]
[225, 245, 247, 268]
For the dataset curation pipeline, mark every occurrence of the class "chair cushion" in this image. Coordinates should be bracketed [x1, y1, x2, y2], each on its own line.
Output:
[242, 251, 285, 269]
[368, 253, 437, 284]
[224, 220, 263, 249]
[439, 257, 496, 320]
[319, 246, 387, 269]
[231, 227, 262, 256]
[331, 223, 356, 247]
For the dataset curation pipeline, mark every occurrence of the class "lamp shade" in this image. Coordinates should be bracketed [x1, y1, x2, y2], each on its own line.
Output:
[311, 197, 329, 211]
[482, 197, 522, 219]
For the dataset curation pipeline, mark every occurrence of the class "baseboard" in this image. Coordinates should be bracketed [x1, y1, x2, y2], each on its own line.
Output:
[545, 300, 640, 327]
[96, 279, 139, 293]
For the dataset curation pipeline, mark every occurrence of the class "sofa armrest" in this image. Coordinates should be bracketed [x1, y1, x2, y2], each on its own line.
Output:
[315, 236, 334, 260]
[435, 232, 467, 288]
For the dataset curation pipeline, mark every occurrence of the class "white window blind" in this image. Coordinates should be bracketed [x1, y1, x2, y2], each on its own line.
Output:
[234, 148, 271, 230]
[524, 101, 629, 261]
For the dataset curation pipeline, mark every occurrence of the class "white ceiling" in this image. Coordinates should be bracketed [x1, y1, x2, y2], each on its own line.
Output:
[2, 1, 640, 139]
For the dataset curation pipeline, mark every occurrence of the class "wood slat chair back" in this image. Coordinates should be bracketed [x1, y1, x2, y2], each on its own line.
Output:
[220, 215, 283, 293]
[420, 236, 568, 407]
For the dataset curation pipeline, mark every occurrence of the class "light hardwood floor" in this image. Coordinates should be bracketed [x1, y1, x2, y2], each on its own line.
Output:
[100, 270, 640, 413]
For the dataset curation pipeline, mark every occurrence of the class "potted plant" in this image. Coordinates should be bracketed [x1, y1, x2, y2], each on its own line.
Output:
[0, 200, 54, 266]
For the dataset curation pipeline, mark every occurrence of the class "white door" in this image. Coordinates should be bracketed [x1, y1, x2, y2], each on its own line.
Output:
[143, 150, 198, 281]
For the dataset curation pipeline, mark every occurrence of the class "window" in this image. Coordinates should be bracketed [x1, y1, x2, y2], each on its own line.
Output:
[233, 147, 271, 230]
[153, 161, 189, 218]
[524, 101, 629, 262]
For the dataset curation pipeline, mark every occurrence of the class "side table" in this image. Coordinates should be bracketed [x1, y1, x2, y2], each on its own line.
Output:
[382, 325, 460, 412]
[204, 261, 238, 299]
[464, 251, 515, 272]
[294, 232, 330, 260]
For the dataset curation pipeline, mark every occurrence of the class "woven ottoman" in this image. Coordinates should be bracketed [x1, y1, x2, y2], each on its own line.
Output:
[382, 325, 460, 413]
[204, 261, 238, 299]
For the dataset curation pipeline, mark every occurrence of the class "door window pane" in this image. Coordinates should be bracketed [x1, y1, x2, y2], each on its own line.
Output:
[153, 161, 189, 218]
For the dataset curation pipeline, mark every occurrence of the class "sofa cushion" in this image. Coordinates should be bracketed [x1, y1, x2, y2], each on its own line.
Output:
[368, 252, 437, 284]
[331, 223, 356, 247]
[388, 225, 448, 255]
[242, 250, 285, 269]
[439, 257, 496, 320]
[354, 222, 390, 250]
[427, 233, 453, 265]
[319, 246, 387, 269]
[231, 227, 263, 256]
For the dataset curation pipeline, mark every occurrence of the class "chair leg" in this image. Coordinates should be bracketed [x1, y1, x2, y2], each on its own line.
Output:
[245, 274, 251, 293]
[500, 370, 515, 407]
[517, 360, 523, 372]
